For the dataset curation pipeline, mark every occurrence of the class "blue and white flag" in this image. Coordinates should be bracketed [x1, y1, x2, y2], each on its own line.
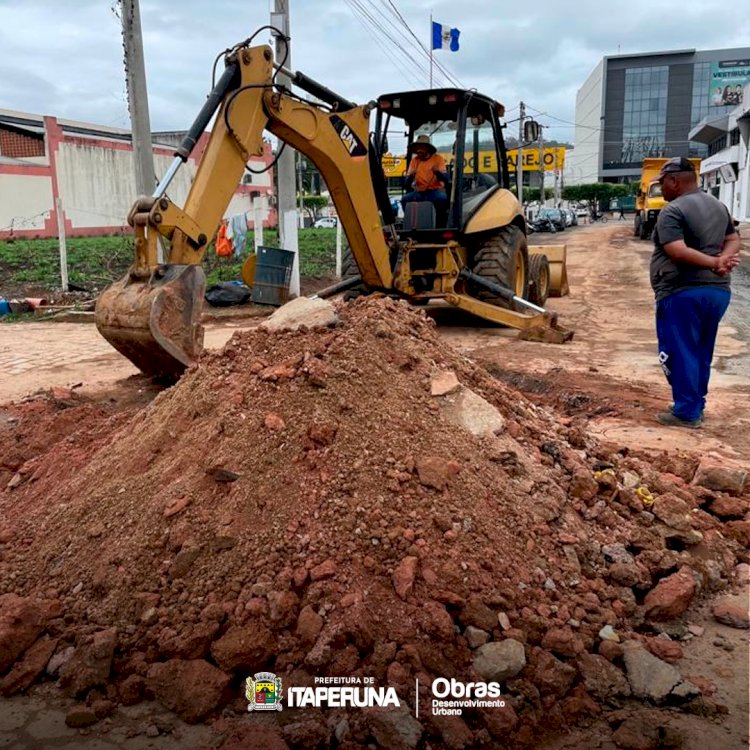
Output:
[432, 21, 460, 52]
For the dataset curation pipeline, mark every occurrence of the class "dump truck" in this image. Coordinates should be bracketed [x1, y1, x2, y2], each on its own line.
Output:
[634, 157, 700, 240]
[95, 30, 572, 380]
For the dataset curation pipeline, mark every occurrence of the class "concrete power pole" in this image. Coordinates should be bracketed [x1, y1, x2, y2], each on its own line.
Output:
[516, 101, 525, 204]
[271, 0, 300, 296]
[120, 0, 155, 197]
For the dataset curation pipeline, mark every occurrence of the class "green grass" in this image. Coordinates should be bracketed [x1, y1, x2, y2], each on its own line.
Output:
[0, 229, 338, 293]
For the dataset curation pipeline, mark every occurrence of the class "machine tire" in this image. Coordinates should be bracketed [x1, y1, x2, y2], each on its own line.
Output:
[470, 225, 529, 308]
[341, 245, 368, 300]
[634, 214, 641, 237]
[527, 254, 550, 307]
[639, 220, 650, 241]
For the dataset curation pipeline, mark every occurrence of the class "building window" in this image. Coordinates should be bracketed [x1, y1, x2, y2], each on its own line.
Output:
[707, 133, 727, 156]
[730, 127, 740, 146]
[620, 66, 669, 165]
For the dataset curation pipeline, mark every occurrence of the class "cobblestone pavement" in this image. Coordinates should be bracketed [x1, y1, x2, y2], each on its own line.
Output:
[0, 688, 215, 750]
[0, 320, 255, 403]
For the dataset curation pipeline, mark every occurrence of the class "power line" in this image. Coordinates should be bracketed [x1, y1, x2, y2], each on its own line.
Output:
[343, 0, 432, 88]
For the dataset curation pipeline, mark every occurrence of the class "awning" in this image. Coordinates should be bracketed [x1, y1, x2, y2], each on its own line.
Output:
[688, 114, 730, 145]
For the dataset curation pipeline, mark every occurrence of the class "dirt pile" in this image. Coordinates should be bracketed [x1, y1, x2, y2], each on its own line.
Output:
[0, 297, 748, 749]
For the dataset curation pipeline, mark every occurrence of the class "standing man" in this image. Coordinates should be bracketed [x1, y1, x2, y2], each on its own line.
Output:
[651, 157, 740, 428]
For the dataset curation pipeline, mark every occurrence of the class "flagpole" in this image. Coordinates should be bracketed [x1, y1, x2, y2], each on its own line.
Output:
[429, 13, 433, 89]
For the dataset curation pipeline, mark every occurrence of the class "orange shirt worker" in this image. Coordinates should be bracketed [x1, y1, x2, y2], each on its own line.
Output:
[401, 135, 450, 225]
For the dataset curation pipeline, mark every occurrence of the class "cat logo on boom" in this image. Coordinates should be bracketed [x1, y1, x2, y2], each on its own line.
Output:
[330, 114, 367, 159]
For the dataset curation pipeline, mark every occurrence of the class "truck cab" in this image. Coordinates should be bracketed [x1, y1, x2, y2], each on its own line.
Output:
[634, 157, 700, 241]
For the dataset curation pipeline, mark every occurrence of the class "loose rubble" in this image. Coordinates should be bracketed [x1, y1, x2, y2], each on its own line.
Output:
[0, 297, 748, 749]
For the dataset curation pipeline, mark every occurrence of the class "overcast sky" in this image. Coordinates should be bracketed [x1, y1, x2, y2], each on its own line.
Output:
[1, 0, 749, 147]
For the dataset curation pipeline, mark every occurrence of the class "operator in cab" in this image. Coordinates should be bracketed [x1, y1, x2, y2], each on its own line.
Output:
[401, 135, 449, 224]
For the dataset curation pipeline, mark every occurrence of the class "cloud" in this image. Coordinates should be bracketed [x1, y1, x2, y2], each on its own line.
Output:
[0, 0, 748, 146]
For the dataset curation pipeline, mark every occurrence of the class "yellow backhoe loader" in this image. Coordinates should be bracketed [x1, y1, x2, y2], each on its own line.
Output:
[96, 31, 572, 379]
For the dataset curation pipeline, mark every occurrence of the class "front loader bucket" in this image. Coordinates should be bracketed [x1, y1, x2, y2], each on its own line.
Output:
[95, 264, 206, 380]
[531, 244, 569, 297]
[517, 314, 575, 344]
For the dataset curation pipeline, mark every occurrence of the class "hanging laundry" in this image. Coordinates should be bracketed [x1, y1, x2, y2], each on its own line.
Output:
[215, 221, 233, 257]
[227, 213, 249, 257]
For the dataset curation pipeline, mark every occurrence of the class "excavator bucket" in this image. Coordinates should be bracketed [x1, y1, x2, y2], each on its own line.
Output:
[95, 264, 206, 380]
[531, 244, 569, 297]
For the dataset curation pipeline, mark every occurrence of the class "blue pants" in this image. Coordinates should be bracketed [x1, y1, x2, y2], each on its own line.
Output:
[656, 286, 730, 421]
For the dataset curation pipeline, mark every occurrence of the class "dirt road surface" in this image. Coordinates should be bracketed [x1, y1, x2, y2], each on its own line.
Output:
[4, 222, 746, 458]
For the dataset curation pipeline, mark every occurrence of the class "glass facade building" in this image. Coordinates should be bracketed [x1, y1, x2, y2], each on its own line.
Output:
[569, 48, 750, 183]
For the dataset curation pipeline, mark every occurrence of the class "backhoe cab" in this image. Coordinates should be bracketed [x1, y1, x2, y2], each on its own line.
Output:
[95, 33, 571, 380]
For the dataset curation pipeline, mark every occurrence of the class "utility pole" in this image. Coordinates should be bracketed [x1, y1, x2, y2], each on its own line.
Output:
[516, 101, 525, 204]
[297, 152, 305, 228]
[120, 0, 155, 197]
[538, 125, 545, 208]
[271, 0, 300, 296]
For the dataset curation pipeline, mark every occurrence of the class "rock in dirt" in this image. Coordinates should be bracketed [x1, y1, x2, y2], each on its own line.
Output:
[146, 659, 231, 723]
[706, 495, 746, 519]
[472, 639, 526, 682]
[366, 704, 422, 750]
[65, 707, 98, 728]
[59, 627, 117, 698]
[119, 674, 145, 706]
[651, 494, 692, 530]
[643, 566, 695, 621]
[210, 623, 276, 672]
[392, 556, 419, 600]
[415, 456, 451, 490]
[542, 626, 585, 658]
[431, 370, 461, 396]
[0, 594, 46, 673]
[577, 652, 631, 701]
[464, 626, 490, 649]
[711, 595, 750, 629]
[261, 297, 339, 331]
[532, 650, 577, 698]
[296, 606, 324, 645]
[692, 462, 747, 495]
[0, 637, 57, 696]
[644, 636, 683, 663]
[622, 642, 681, 703]
[440, 387, 505, 436]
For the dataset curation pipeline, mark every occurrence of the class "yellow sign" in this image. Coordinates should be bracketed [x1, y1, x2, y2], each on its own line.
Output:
[382, 147, 566, 178]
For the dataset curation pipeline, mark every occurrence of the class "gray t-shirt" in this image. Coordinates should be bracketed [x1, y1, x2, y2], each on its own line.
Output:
[650, 189, 735, 301]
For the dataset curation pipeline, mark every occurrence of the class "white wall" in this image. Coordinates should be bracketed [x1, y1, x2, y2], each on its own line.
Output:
[55, 142, 200, 228]
[0, 173, 53, 231]
[567, 60, 604, 184]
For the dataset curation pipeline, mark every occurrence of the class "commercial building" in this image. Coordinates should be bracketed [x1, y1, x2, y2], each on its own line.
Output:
[0, 109, 275, 240]
[566, 48, 750, 184]
[689, 82, 750, 221]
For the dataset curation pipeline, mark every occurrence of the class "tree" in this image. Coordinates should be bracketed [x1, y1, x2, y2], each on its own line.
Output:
[522, 187, 555, 203]
[562, 183, 630, 212]
[300, 195, 329, 222]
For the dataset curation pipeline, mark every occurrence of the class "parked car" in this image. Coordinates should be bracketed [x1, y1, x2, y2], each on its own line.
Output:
[528, 215, 557, 233]
[538, 208, 566, 232]
[563, 208, 578, 227]
[313, 217, 337, 228]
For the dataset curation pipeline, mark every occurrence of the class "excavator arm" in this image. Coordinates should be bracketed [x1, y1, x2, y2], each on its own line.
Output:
[96, 41, 392, 378]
